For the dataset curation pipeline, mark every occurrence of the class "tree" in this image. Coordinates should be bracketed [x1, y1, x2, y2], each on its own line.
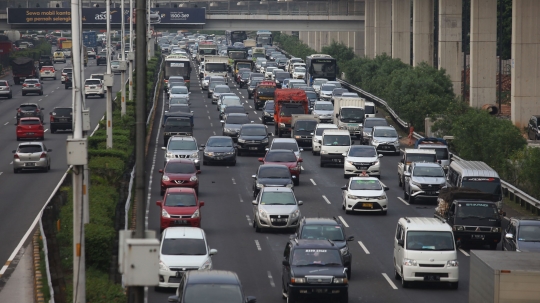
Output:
[322, 41, 355, 74]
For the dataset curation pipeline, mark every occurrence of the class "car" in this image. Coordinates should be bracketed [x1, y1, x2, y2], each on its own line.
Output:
[294, 217, 354, 278]
[292, 67, 306, 79]
[169, 86, 190, 101]
[502, 217, 540, 252]
[110, 60, 121, 74]
[369, 125, 400, 154]
[247, 78, 263, 99]
[274, 71, 289, 89]
[269, 138, 302, 158]
[61, 67, 73, 83]
[252, 187, 302, 232]
[39, 66, 56, 80]
[157, 227, 217, 289]
[265, 66, 277, 80]
[261, 100, 274, 125]
[237, 70, 251, 88]
[201, 76, 210, 90]
[343, 145, 383, 178]
[527, 115, 540, 140]
[259, 149, 303, 186]
[167, 104, 192, 116]
[87, 48, 96, 58]
[22, 79, 43, 96]
[312, 123, 339, 155]
[312, 101, 334, 123]
[331, 88, 349, 103]
[49, 107, 72, 133]
[218, 96, 242, 119]
[16, 117, 45, 141]
[341, 175, 389, 214]
[221, 105, 247, 120]
[362, 117, 389, 145]
[17, 103, 44, 123]
[211, 84, 231, 103]
[0, 80, 13, 99]
[83, 79, 105, 98]
[166, 76, 185, 93]
[282, 239, 349, 303]
[12, 142, 51, 173]
[403, 162, 447, 204]
[156, 188, 204, 231]
[163, 136, 200, 170]
[311, 78, 328, 93]
[236, 124, 272, 155]
[201, 136, 237, 166]
[53, 51, 66, 63]
[64, 72, 73, 89]
[252, 164, 295, 198]
[167, 270, 256, 303]
[221, 113, 251, 141]
[96, 50, 108, 65]
[319, 83, 336, 101]
[159, 159, 200, 195]
[168, 97, 190, 109]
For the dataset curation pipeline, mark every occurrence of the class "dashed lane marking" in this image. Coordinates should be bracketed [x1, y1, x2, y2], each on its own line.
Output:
[4, 122, 8, 125]
[337, 216, 349, 227]
[267, 271, 276, 287]
[232, 178, 236, 184]
[44, 129, 48, 132]
[213, 131, 216, 135]
[397, 197, 410, 206]
[301, 166, 304, 171]
[210, 123, 213, 127]
[310, 179, 317, 186]
[358, 241, 370, 254]
[382, 273, 398, 290]
[249, 105, 252, 108]
[459, 249, 470, 257]
[258, 117, 262, 121]
[207, 116, 211, 120]
[255, 240, 261, 251]
[246, 215, 252, 226]
[239, 194, 244, 203]
[322, 195, 331, 204]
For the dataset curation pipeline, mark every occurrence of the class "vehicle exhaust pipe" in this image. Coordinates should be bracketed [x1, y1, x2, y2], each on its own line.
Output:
[482, 104, 498, 115]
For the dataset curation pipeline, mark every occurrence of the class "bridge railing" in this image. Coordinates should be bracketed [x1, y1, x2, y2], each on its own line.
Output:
[205, 1, 364, 16]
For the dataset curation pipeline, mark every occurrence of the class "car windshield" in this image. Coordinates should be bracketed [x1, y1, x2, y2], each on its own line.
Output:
[223, 99, 241, 106]
[168, 140, 197, 150]
[207, 137, 233, 147]
[264, 102, 274, 110]
[406, 231, 455, 251]
[226, 116, 249, 124]
[20, 119, 41, 125]
[280, 104, 305, 116]
[165, 162, 196, 174]
[432, 147, 449, 160]
[276, 73, 289, 80]
[169, 81, 184, 87]
[241, 127, 266, 136]
[294, 67, 306, 73]
[170, 98, 189, 105]
[85, 80, 101, 85]
[52, 108, 72, 116]
[323, 135, 350, 146]
[518, 225, 540, 242]
[456, 202, 499, 219]
[25, 80, 39, 84]
[313, 79, 327, 86]
[348, 147, 376, 157]
[241, 72, 251, 78]
[258, 167, 290, 179]
[250, 80, 262, 87]
[373, 129, 397, 138]
[301, 225, 345, 241]
[413, 166, 445, 177]
[164, 193, 197, 207]
[166, 119, 191, 127]
[215, 86, 231, 93]
[321, 84, 336, 91]
[364, 119, 388, 128]
[161, 238, 206, 256]
[184, 284, 243, 303]
[305, 92, 317, 100]
[405, 154, 437, 163]
[171, 87, 188, 94]
[18, 145, 43, 153]
[294, 121, 316, 132]
[272, 142, 299, 151]
[260, 191, 296, 205]
[461, 178, 502, 196]
[349, 179, 382, 190]
[292, 249, 342, 266]
[265, 151, 297, 162]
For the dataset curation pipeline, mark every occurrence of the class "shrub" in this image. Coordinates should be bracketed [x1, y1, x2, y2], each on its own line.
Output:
[85, 223, 115, 272]
[88, 156, 126, 185]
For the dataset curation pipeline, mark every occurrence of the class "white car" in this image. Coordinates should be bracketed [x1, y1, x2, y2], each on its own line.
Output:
[344, 145, 382, 178]
[39, 66, 56, 80]
[110, 60, 121, 74]
[201, 76, 210, 90]
[319, 83, 337, 101]
[83, 79, 105, 98]
[292, 67, 306, 79]
[87, 48, 96, 58]
[269, 138, 302, 158]
[311, 78, 328, 93]
[369, 126, 400, 154]
[61, 67, 73, 84]
[341, 175, 389, 215]
[311, 124, 338, 155]
[252, 187, 303, 232]
[169, 86, 190, 100]
[158, 227, 217, 288]
[264, 67, 277, 80]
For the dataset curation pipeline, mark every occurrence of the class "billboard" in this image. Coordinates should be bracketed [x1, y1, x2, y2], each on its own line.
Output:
[6, 8, 206, 25]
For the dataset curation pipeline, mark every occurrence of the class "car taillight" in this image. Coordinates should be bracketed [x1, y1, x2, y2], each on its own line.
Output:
[97, 84, 102, 88]
[84, 85, 89, 88]
[50, 115, 54, 122]
[14, 154, 19, 159]
[40, 152, 46, 158]
[35, 84, 41, 87]
[23, 84, 27, 87]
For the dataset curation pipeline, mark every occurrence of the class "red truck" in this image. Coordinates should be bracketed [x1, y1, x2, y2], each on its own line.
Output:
[10, 57, 39, 85]
[253, 80, 276, 110]
[273, 89, 309, 137]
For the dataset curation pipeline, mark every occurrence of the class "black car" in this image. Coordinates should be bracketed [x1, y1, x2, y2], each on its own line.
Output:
[294, 217, 354, 278]
[201, 136, 237, 166]
[502, 217, 540, 252]
[262, 100, 274, 125]
[362, 117, 389, 144]
[221, 113, 251, 140]
[220, 105, 246, 120]
[17, 103, 44, 123]
[238, 71, 251, 88]
[331, 88, 349, 103]
[236, 124, 271, 155]
[168, 270, 256, 303]
[49, 107, 72, 133]
[527, 115, 540, 140]
[96, 50, 108, 66]
[274, 72, 289, 89]
[163, 116, 193, 145]
[64, 72, 73, 89]
[252, 164, 294, 198]
[282, 239, 349, 303]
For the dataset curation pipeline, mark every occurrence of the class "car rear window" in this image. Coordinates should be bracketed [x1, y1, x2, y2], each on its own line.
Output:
[25, 79, 39, 84]
[63, 68, 73, 73]
[20, 104, 37, 111]
[85, 79, 101, 85]
[18, 145, 43, 153]
[0, 81, 8, 86]
[20, 119, 41, 125]
[52, 108, 72, 116]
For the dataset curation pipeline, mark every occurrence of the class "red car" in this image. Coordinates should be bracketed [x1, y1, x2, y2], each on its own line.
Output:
[17, 117, 44, 141]
[159, 159, 200, 195]
[156, 187, 204, 231]
[258, 149, 303, 185]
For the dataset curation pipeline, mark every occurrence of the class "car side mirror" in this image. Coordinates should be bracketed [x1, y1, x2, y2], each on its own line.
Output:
[156, 200, 162, 206]
[252, 200, 257, 205]
[398, 239, 404, 247]
[258, 158, 264, 162]
[252, 175, 257, 179]
[161, 147, 167, 150]
[197, 170, 201, 174]
[158, 169, 163, 174]
[298, 158, 303, 162]
[505, 233, 514, 239]
[502, 211, 507, 217]
[282, 260, 290, 266]
[209, 248, 217, 255]
[168, 296, 180, 303]
[341, 186, 347, 190]
[399, 136, 402, 139]
[189, 92, 191, 94]
[298, 200, 303, 205]
[318, 140, 322, 144]
[378, 154, 383, 158]
[347, 236, 354, 241]
[404, 172, 411, 177]
[384, 186, 389, 191]
[199, 201, 205, 206]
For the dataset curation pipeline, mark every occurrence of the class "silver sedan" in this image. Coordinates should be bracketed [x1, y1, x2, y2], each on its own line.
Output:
[13, 142, 51, 173]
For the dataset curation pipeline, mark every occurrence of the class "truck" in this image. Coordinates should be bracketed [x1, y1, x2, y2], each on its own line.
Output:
[291, 114, 318, 149]
[10, 57, 39, 85]
[252, 47, 265, 61]
[469, 251, 540, 303]
[243, 39, 256, 48]
[38, 55, 53, 69]
[274, 89, 309, 138]
[232, 59, 253, 79]
[197, 43, 218, 63]
[82, 31, 98, 48]
[203, 55, 229, 82]
[415, 137, 452, 170]
[162, 116, 193, 146]
[59, 39, 72, 51]
[253, 80, 276, 110]
[332, 97, 366, 138]
[434, 187, 503, 250]
[227, 46, 249, 71]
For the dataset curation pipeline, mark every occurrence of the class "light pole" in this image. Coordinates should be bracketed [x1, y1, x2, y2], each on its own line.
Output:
[105, 0, 113, 148]
[120, 0, 126, 116]
[128, 0, 134, 102]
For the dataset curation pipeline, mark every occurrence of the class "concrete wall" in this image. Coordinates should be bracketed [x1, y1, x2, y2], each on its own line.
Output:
[438, 0, 463, 96]
[374, 0, 392, 56]
[365, 0, 375, 58]
[413, 0, 434, 66]
[392, 0, 411, 64]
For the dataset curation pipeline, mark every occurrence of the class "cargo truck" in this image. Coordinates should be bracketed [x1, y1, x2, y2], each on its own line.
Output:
[10, 57, 39, 85]
[83, 31, 97, 48]
[233, 59, 253, 78]
[197, 43, 218, 63]
[291, 114, 318, 149]
[274, 89, 309, 138]
[253, 80, 276, 110]
[203, 56, 229, 83]
[252, 47, 265, 61]
[38, 55, 53, 69]
[243, 39, 256, 48]
[469, 251, 540, 303]
[332, 97, 366, 138]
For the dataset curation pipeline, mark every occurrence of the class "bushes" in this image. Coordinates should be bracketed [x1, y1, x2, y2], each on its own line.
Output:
[273, 32, 316, 60]
[10, 41, 52, 60]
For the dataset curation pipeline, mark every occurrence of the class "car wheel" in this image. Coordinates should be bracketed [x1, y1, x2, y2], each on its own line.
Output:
[401, 272, 410, 288]
[282, 282, 287, 300]
[22, 92, 26, 96]
[8, 93, 12, 99]
[382, 210, 388, 215]
[320, 160, 324, 167]
[408, 190, 415, 204]
[344, 174, 349, 179]
[347, 265, 352, 279]
[450, 282, 459, 290]
[16, 137, 20, 141]
[293, 176, 299, 186]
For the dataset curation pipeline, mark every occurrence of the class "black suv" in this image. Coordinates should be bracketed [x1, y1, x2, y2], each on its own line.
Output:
[96, 50, 108, 66]
[64, 72, 73, 89]
[502, 217, 540, 252]
[282, 239, 349, 303]
[262, 100, 274, 125]
[17, 103, 44, 123]
[294, 217, 354, 278]
[236, 124, 271, 156]
[49, 107, 73, 133]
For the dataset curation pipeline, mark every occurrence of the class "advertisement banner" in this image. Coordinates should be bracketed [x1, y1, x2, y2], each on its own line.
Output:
[7, 8, 206, 25]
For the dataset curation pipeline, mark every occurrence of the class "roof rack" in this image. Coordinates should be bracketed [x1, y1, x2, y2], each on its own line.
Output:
[404, 217, 411, 223]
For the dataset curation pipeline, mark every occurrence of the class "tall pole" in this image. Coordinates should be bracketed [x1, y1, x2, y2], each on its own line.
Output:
[497, 0, 503, 114]
[121, 0, 126, 116]
[71, 0, 86, 301]
[106, 0, 113, 148]
[128, 0, 134, 102]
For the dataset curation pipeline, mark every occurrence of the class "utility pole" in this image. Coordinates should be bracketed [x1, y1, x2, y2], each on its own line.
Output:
[120, 0, 126, 116]
[128, 0, 134, 102]
[106, 0, 113, 148]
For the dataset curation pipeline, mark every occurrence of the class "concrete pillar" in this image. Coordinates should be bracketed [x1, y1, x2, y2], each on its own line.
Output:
[338, 31, 350, 48]
[355, 31, 365, 56]
[330, 31, 339, 46]
[320, 32, 330, 51]
[470, 0, 497, 108]
[413, 0, 434, 66]
[315, 32, 320, 52]
[439, 0, 463, 96]
[308, 31, 316, 50]
[365, 0, 375, 58]
[375, 0, 392, 56]
[299, 31, 309, 46]
[511, 0, 540, 128]
[392, 0, 411, 64]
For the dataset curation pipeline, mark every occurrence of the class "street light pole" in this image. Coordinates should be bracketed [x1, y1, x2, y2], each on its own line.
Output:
[128, 0, 134, 102]
[106, 0, 113, 148]
[121, 0, 126, 116]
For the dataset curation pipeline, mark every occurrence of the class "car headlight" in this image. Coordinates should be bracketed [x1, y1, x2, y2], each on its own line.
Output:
[166, 152, 173, 158]
[190, 175, 198, 182]
[376, 195, 387, 200]
[191, 209, 200, 218]
[161, 209, 170, 218]
[321, 150, 328, 154]
[279, 123, 286, 128]
[286, 183, 294, 188]
[394, 140, 400, 145]
[224, 128, 233, 133]
[347, 194, 358, 200]
[291, 277, 306, 284]
[403, 258, 418, 266]
[340, 247, 349, 256]
[191, 152, 199, 158]
[372, 139, 379, 144]
[492, 227, 500, 233]
[264, 112, 272, 117]
[238, 138, 246, 143]
[256, 183, 264, 188]
[162, 175, 170, 181]
[411, 181, 422, 188]
[446, 260, 459, 267]
[159, 260, 170, 271]
[259, 209, 268, 219]
[291, 209, 300, 219]
[333, 277, 348, 284]
[201, 258, 212, 270]
[204, 152, 214, 157]
[261, 138, 269, 143]
[453, 225, 464, 231]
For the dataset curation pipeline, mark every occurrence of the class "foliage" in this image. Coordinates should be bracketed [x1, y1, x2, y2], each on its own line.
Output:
[88, 157, 126, 186]
[10, 41, 52, 60]
[85, 223, 116, 272]
[65, 268, 126, 303]
[272, 32, 316, 60]
[321, 41, 355, 75]
[509, 147, 540, 199]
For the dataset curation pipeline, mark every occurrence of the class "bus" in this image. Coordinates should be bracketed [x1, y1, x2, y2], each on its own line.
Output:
[256, 30, 273, 47]
[164, 54, 192, 89]
[225, 31, 247, 46]
[305, 54, 337, 85]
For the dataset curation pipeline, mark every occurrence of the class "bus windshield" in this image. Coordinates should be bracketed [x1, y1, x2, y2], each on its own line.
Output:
[310, 60, 337, 78]
[165, 61, 190, 79]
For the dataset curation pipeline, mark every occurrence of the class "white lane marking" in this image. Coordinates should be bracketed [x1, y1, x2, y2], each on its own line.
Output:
[51, 91, 54, 93]
[44, 129, 49, 132]
[255, 240, 261, 251]
[10, 161, 13, 165]
[207, 110, 209, 114]
[379, 180, 388, 188]
[258, 117, 262, 121]
[232, 178, 236, 184]
[253, 111, 257, 114]
[239, 194, 244, 203]
[38, 99, 43, 102]
[267, 271, 276, 287]
[45, 95, 48, 97]
[0, 172, 3, 176]
[459, 248, 470, 257]
[56, 87, 59, 89]
[213, 131, 216, 135]
[358, 241, 370, 254]
[249, 105, 252, 108]
[310, 178, 317, 186]
[397, 197, 410, 206]
[322, 195, 331, 204]
[207, 116, 211, 120]
[301, 166, 304, 171]
[246, 215, 252, 226]
[210, 123, 213, 127]
[382, 273, 398, 290]
[4, 122, 8, 125]
[337, 216, 349, 228]
[205, 104, 207, 108]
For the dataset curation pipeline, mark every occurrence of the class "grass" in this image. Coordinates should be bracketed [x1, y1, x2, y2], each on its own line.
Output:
[38, 235, 51, 302]
[503, 197, 540, 217]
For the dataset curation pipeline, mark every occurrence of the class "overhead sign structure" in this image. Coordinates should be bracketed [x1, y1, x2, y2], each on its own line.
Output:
[6, 8, 206, 25]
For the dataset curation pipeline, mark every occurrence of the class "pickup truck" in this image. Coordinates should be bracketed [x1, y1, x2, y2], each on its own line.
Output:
[38, 55, 53, 69]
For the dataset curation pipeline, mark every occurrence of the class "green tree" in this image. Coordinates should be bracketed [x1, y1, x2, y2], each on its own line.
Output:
[321, 41, 355, 74]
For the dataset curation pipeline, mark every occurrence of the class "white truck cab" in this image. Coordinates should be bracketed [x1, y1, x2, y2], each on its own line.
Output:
[319, 129, 351, 167]
[311, 124, 338, 155]
[397, 149, 437, 188]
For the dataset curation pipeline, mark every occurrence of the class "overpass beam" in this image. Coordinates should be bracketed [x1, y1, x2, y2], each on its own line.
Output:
[365, 0, 375, 58]
[511, 0, 540, 128]
[375, 0, 392, 56]
[413, 0, 434, 66]
[392, 0, 411, 64]
[439, 0, 462, 96]
[470, 0, 497, 108]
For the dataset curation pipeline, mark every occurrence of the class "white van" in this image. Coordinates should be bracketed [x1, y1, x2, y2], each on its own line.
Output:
[393, 217, 459, 289]
[319, 129, 351, 167]
[311, 124, 338, 155]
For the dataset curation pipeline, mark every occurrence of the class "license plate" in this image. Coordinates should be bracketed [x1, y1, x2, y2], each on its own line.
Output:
[27, 132, 35, 135]
[358, 166, 368, 170]
[348, 124, 357, 126]
[272, 218, 287, 222]
[249, 147, 258, 150]
[25, 163, 36, 167]
[174, 220, 188, 225]
[90, 86, 96, 89]
[472, 234, 485, 239]
[362, 203, 373, 208]
[60, 118, 68, 122]
[425, 191, 436, 195]
[424, 275, 440, 281]
[28, 85, 34, 87]
[214, 157, 223, 160]
[381, 145, 390, 149]
[314, 289, 327, 293]
[332, 159, 342, 162]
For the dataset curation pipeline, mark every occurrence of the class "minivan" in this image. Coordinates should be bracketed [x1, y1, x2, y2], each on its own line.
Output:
[319, 129, 351, 167]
